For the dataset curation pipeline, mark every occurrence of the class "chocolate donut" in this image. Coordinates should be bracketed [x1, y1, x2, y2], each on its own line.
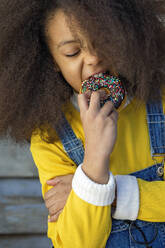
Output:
[80, 72, 125, 109]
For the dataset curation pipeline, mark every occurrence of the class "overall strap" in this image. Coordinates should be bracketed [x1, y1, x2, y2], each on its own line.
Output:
[55, 113, 84, 166]
[146, 101, 165, 157]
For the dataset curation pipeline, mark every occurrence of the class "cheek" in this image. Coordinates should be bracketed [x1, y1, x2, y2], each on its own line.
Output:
[59, 62, 82, 92]
[64, 72, 82, 92]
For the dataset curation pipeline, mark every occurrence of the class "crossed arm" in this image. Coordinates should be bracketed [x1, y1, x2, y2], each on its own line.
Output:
[45, 172, 165, 223]
[44, 171, 165, 223]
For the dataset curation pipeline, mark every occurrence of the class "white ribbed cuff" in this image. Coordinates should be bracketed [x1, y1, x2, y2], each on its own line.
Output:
[112, 175, 139, 220]
[72, 163, 116, 206]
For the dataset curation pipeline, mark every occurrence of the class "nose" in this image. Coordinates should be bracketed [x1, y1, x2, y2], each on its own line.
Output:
[83, 49, 101, 66]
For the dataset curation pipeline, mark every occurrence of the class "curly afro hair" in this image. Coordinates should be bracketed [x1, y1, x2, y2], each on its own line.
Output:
[0, 0, 164, 142]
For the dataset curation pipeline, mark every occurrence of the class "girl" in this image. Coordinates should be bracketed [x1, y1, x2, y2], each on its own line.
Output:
[0, 0, 165, 247]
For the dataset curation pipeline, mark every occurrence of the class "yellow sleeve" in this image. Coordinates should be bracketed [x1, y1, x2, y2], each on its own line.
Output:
[137, 92, 165, 222]
[137, 177, 165, 222]
[30, 133, 112, 248]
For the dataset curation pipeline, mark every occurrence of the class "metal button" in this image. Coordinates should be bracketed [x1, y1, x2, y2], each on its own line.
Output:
[157, 166, 164, 177]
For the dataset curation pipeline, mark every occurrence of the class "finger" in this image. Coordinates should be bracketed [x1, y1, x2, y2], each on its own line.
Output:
[45, 187, 57, 200]
[49, 197, 67, 215]
[100, 100, 114, 117]
[78, 93, 88, 113]
[45, 188, 67, 209]
[89, 91, 101, 112]
[47, 178, 61, 186]
[45, 195, 57, 209]
[47, 173, 74, 185]
[48, 209, 63, 223]
[109, 109, 118, 121]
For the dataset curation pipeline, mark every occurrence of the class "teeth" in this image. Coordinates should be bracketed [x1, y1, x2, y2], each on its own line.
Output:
[93, 72, 104, 78]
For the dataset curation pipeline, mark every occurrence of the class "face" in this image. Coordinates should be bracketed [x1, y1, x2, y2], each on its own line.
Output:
[46, 9, 108, 93]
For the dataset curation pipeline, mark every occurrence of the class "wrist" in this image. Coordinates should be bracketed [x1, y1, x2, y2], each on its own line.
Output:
[83, 151, 110, 167]
[72, 164, 116, 206]
[82, 156, 110, 184]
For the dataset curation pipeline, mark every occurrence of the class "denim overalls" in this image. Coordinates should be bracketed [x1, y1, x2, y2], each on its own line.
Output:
[55, 101, 165, 248]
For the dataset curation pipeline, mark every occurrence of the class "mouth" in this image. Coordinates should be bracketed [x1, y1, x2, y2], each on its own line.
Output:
[90, 71, 107, 78]
[85, 70, 109, 81]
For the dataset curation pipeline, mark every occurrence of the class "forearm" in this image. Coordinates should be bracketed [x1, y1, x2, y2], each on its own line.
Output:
[82, 155, 110, 184]
[137, 178, 165, 222]
[112, 175, 165, 222]
[50, 164, 116, 247]
[51, 190, 111, 248]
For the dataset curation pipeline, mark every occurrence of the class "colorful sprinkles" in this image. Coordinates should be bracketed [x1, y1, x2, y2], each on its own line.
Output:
[80, 72, 125, 109]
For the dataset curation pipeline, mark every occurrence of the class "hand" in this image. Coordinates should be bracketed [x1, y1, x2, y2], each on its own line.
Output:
[45, 174, 74, 222]
[78, 91, 118, 184]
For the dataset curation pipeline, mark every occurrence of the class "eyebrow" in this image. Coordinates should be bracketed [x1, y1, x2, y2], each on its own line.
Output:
[57, 40, 80, 48]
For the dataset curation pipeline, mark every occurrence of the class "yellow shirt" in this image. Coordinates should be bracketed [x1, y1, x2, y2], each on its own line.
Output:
[30, 97, 165, 248]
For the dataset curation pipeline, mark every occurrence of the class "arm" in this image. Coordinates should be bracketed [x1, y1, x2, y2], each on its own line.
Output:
[31, 91, 118, 247]
[45, 174, 117, 223]
[111, 172, 165, 222]
[137, 177, 165, 222]
[31, 138, 114, 248]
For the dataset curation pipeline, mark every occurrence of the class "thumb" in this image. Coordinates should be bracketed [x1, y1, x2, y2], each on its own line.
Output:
[47, 178, 61, 185]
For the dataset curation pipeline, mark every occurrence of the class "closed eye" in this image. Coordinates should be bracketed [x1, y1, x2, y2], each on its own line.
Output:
[66, 50, 80, 57]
